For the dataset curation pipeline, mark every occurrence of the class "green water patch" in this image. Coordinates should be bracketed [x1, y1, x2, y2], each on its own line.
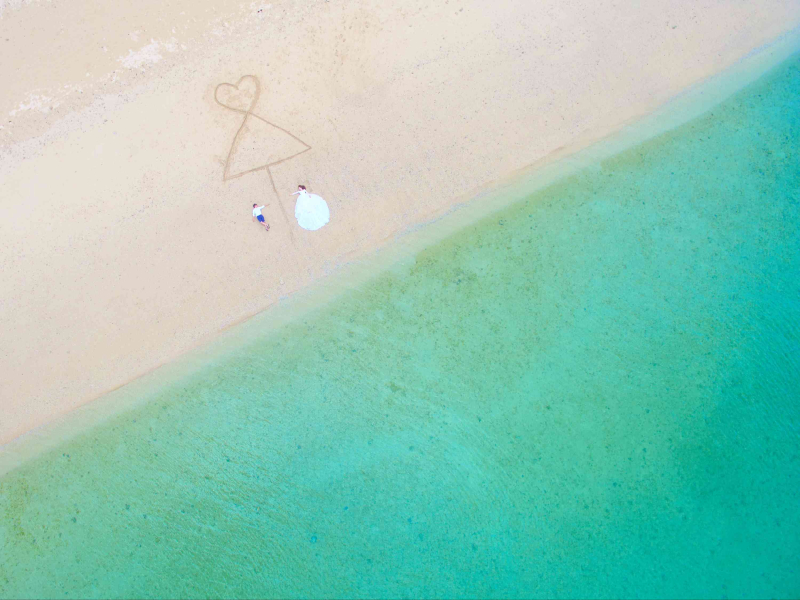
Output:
[2, 55, 800, 599]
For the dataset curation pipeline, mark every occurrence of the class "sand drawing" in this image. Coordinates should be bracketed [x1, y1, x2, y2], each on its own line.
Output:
[214, 75, 311, 232]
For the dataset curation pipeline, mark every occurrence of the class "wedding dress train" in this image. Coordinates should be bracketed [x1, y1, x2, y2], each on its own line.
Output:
[293, 189, 330, 231]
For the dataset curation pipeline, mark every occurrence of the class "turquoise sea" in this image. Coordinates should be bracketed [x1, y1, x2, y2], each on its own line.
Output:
[2, 51, 800, 599]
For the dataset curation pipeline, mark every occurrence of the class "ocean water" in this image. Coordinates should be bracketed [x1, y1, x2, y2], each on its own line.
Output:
[2, 53, 800, 599]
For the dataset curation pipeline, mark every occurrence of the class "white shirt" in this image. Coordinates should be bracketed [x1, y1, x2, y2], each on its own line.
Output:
[252, 205, 265, 217]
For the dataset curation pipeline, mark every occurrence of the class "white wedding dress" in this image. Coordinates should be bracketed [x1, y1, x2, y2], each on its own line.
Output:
[293, 189, 330, 231]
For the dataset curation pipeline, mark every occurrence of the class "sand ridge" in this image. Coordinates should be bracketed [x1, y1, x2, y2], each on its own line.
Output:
[2, 0, 800, 444]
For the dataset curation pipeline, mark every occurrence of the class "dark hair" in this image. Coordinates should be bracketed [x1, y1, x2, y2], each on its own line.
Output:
[253, 203, 257, 207]
[298, 185, 307, 190]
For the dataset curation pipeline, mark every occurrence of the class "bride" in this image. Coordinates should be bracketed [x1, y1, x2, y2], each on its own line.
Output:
[292, 185, 330, 231]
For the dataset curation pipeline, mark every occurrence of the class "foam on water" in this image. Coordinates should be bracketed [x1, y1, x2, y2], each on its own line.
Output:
[2, 47, 800, 599]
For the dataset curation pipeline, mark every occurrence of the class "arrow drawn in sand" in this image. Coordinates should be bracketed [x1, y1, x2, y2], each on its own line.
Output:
[214, 75, 311, 235]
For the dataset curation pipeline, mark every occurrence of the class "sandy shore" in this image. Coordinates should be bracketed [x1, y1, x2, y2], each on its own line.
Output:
[1, 0, 799, 445]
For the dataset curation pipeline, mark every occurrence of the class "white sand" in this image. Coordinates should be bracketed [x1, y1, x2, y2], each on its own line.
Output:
[1, 0, 799, 444]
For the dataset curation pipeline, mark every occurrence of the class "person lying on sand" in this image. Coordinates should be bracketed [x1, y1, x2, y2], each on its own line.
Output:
[252, 203, 270, 231]
[291, 185, 330, 231]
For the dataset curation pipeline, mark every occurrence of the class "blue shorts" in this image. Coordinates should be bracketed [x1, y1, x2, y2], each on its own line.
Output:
[257, 215, 265, 223]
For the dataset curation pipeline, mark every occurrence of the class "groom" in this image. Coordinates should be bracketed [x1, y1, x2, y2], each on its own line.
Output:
[252, 204, 270, 231]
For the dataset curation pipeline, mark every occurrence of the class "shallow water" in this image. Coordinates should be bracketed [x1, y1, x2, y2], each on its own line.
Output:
[2, 55, 800, 599]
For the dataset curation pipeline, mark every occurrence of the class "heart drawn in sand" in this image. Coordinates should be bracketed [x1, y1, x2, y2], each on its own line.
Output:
[213, 73, 311, 214]
[214, 75, 260, 114]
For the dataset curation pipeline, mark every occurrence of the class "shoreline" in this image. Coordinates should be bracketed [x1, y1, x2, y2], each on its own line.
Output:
[2, 27, 799, 475]
[2, 0, 800, 450]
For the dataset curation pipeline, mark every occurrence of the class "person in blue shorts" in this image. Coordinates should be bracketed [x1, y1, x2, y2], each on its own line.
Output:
[252, 203, 270, 231]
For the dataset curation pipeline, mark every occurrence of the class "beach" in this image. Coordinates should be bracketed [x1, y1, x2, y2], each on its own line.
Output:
[2, 0, 799, 445]
[3, 1, 800, 596]
[2, 43, 800, 596]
